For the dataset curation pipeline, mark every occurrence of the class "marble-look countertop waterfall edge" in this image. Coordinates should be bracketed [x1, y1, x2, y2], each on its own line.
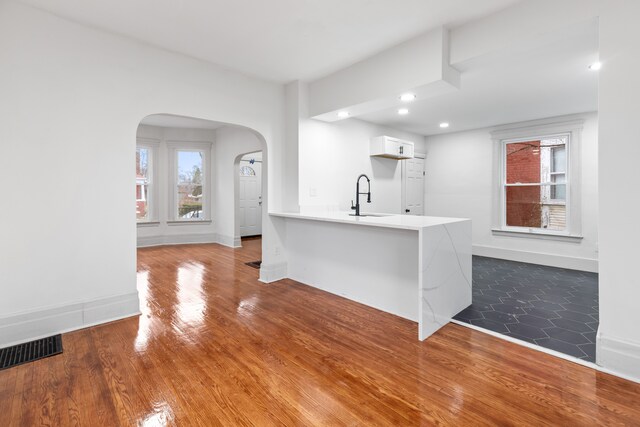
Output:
[419, 222, 473, 340]
[269, 211, 470, 231]
[272, 211, 473, 342]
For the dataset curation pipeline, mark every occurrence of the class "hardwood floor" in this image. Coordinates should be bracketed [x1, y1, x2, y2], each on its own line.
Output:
[1, 239, 639, 426]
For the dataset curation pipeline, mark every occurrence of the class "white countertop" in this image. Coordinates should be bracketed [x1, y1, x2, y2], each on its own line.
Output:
[269, 211, 469, 231]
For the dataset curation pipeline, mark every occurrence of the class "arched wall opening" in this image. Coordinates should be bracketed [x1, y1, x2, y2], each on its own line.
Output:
[135, 113, 269, 271]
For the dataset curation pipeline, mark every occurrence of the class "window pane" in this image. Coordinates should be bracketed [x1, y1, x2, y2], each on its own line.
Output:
[136, 184, 148, 220]
[506, 141, 541, 184]
[177, 151, 203, 185]
[178, 184, 203, 218]
[551, 182, 566, 201]
[240, 165, 255, 176]
[549, 172, 567, 201]
[136, 147, 150, 221]
[551, 145, 566, 173]
[137, 148, 149, 181]
[506, 186, 542, 227]
[177, 150, 204, 219]
[506, 185, 566, 231]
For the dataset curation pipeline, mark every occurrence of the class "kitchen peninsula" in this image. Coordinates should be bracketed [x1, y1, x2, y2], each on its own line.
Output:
[270, 211, 472, 340]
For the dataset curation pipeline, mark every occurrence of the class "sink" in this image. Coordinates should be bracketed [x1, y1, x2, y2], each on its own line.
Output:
[349, 213, 392, 217]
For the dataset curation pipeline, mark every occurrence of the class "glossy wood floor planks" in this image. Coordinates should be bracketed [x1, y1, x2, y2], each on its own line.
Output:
[1, 239, 639, 426]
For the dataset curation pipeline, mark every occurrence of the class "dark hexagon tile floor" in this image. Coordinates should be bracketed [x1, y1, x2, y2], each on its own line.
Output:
[454, 256, 598, 363]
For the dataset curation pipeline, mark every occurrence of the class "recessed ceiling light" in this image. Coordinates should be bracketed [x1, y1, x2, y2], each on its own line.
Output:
[337, 111, 350, 118]
[439, 122, 449, 128]
[589, 62, 602, 71]
[399, 93, 416, 102]
[398, 108, 409, 115]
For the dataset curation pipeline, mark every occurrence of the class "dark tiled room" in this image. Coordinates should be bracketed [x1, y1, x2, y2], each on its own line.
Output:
[454, 256, 599, 362]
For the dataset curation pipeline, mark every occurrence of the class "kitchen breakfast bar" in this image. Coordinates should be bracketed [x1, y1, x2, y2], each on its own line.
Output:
[270, 212, 472, 340]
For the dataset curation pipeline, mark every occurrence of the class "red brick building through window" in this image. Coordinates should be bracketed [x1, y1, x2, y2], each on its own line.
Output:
[505, 141, 542, 228]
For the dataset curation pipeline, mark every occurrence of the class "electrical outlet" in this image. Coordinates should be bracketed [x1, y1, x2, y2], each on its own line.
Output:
[309, 187, 317, 197]
[275, 246, 281, 256]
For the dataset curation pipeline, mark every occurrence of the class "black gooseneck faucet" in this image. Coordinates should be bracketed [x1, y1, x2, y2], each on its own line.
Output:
[350, 174, 371, 216]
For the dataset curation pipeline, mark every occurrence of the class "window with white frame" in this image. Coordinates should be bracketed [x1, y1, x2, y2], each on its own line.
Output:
[136, 146, 151, 221]
[492, 118, 584, 240]
[502, 134, 569, 233]
[175, 150, 205, 220]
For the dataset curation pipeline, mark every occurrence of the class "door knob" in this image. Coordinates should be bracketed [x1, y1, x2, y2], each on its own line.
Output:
[405, 209, 410, 213]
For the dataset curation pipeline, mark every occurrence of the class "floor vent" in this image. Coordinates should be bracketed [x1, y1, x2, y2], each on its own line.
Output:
[0, 335, 63, 370]
[245, 260, 262, 269]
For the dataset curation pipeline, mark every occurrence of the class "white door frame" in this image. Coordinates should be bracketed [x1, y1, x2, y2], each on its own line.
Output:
[401, 152, 426, 215]
[238, 155, 262, 238]
[233, 149, 267, 241]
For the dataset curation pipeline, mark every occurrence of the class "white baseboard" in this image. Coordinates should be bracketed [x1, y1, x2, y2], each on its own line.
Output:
[0, 292, 140, 348]
[216, 234, 242, 248]
[137, 233, 218, 248]
[259, 262, 287, 283]
[473, 244, 598, 272]
[137, 233, 243, 248]
[597, 331, 640, 383]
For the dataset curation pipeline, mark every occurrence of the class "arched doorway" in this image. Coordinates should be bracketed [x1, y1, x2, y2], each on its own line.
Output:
[135, 113, 269, 265]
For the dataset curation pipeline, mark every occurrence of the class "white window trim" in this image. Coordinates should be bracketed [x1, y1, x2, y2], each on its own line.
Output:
[167, 140, 213, 222]
[136, 138, 160, 223]
[491, 117, 584, 241]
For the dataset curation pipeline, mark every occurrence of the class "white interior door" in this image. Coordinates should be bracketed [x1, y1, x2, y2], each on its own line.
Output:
[402, 156, 425, 215]
[239, 157, 262, 236]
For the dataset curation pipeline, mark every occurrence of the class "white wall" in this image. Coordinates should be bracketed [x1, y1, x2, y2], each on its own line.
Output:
[283, 81, 302, 213]
[298, 118, 426, 214]
[596, 0, 640, 381]
[214, 126, 264, 247]
[423, 112, 598, 272]
[0, 1, 286, 346]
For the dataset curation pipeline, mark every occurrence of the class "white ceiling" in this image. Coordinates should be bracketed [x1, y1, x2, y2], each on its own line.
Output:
[358, 25, 599, 136]
[19, 0, 521, 83]
[139, 114, 225, 130]
[23, 0, 597, 136]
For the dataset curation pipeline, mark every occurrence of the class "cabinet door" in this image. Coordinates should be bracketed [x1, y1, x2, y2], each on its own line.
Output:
[401, 142, 414, 158]
[384, 138, 401, 157]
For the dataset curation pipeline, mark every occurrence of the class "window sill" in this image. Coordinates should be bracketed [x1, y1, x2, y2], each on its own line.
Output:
[167, 220, 212, 226]
[491, 228, 583, 242]
[137, 221, 160, 227]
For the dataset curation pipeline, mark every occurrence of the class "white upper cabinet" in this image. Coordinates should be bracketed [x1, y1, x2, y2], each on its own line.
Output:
[370, 136, 414, 160]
